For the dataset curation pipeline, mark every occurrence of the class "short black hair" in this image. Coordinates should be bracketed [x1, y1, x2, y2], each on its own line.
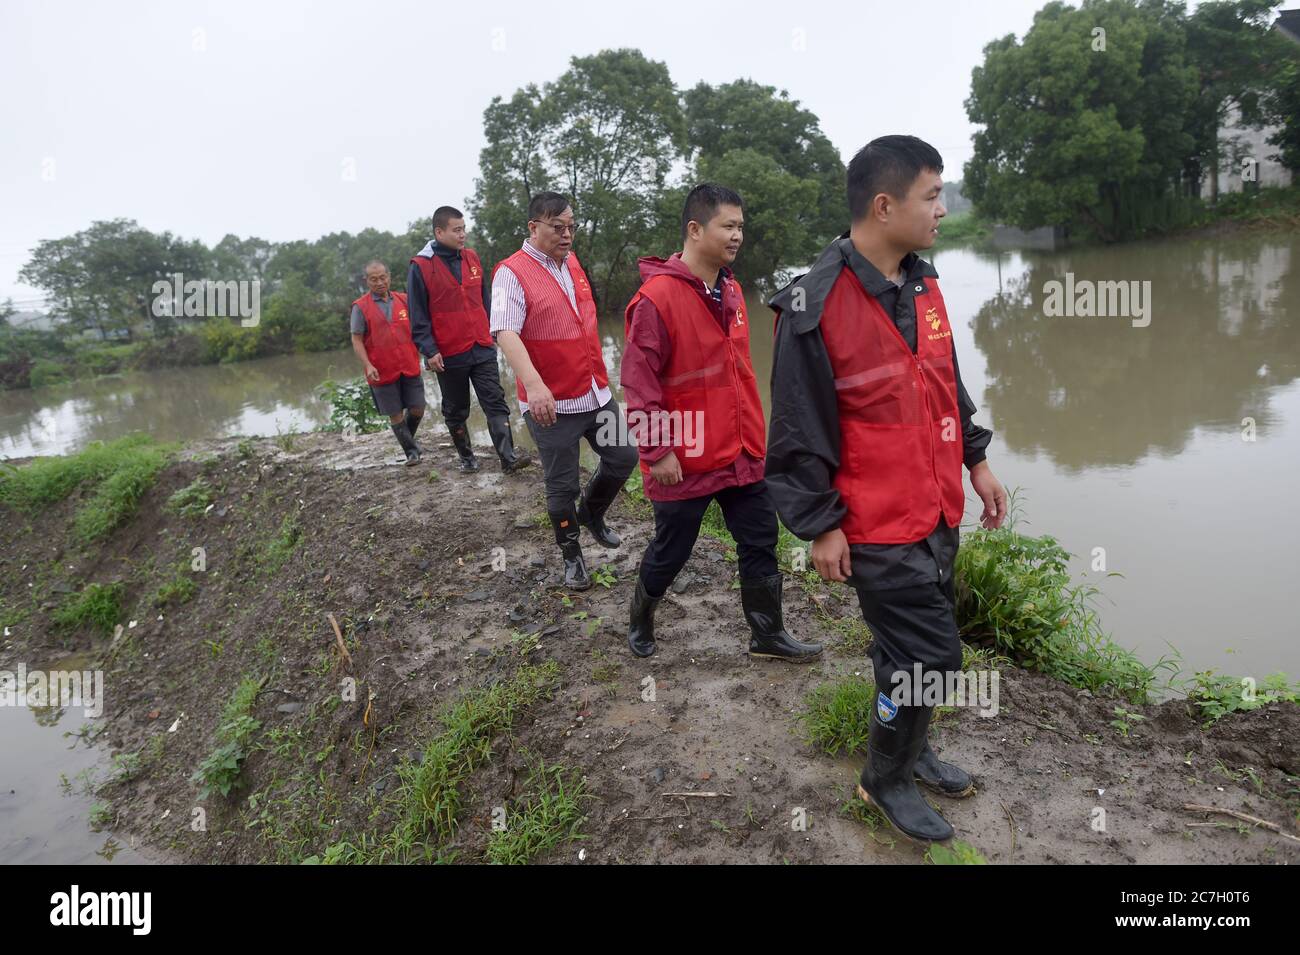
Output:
[527, 192, 571, 221]
[681, 183, 743, 243]
[846, 136, 944, 221]
[432, 206, 463, 232]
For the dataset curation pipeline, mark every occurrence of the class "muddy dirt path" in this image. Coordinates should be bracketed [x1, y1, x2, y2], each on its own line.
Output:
[2, 430, 1295, 864]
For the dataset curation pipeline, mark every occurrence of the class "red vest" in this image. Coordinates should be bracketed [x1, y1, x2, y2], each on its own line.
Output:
[353, 291, 420, 385]
[411, 248, 492, 359]
[624, 273, 766, 477]
[494, 249, 609, 402]
[819, 270, 964, 544]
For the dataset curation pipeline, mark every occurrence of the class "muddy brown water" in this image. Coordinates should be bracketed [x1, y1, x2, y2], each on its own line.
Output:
[1, 652, 152, 863]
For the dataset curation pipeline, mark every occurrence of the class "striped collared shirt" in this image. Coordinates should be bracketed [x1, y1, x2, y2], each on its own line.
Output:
[489, 239, 611, 415]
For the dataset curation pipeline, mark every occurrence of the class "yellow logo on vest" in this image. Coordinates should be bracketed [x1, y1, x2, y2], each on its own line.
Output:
[925, 305, 950, 341]
[736, 307, 745, 325]
[470, 265, 480, 278]
[399, 309, 408, 319]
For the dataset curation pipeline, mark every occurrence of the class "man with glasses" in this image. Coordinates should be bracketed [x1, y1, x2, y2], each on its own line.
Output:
[491, 192, 638, 590]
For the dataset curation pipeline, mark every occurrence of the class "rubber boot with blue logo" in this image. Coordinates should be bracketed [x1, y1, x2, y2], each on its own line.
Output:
[857, 692, 954, 843]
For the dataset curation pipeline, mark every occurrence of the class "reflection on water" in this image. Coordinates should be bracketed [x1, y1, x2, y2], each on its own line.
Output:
[956, 233, 1298, 470]
[0, 653, 151, 863]
[1, 232, 1297, 680]
[1, 352, 352, 459]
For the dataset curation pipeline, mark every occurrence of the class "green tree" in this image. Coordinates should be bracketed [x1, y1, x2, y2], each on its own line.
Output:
[257, 274, 342, 355]
[682, 79, 844, 288]
[1263, 52, 1300, 171]
[964, 0, 1197, 240]
[1185, 0, 1290, 199]
[467, 85, 553, 267]
[469, 49, 686, 311]
[697, 149, 820, 291]
[19, 219, 209, 340]
[211, 234, 276, 284]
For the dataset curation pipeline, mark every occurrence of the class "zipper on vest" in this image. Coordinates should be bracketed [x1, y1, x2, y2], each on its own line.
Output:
[915, 358, 943, 506]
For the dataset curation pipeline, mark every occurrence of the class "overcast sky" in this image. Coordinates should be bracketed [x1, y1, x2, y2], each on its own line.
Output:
[0, 0, 1058, 304]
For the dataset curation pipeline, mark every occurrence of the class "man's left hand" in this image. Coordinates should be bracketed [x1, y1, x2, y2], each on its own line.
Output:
[969, 460, 1008, 529]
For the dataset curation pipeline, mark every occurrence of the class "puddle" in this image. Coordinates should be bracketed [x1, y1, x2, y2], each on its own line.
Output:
[0, 652, 156, 863]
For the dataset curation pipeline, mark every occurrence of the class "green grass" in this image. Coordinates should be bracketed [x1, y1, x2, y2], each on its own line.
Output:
[590, 649, 622, 685]
[926, 840, 988, 864]
[191, 675, 264, 799]
[166, 478, 214, 517]
[839, 788, 890, 836]
[820, 612, 873, 655]
[71, 445, 171, 543]
[0, 434, 166, 514]
[621, 468, 653, 518]
[797, 675, 877, 758]
[151, 568, 197, 607]
[258, 514, 302, 573]
[484, 760, 589, 864]
[321, 662, 561, 863]
[954, 492, 1170, 703]
[1200, 183, 1300, 229]
[1182, 670, 1299, 726]
[52, 582, 124, 636]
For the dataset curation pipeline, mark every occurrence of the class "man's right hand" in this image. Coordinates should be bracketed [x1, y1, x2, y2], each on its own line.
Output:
[527, 381, 557, 427]
[364, 362, 381, 382]
[811, 528, 852, 582]
[649, 451, 682, 486]
[425, 353, 445, 373]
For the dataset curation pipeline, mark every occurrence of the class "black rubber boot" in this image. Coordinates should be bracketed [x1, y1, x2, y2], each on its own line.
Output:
[577, 464, 624, 548]
[486, 416, 532, 473]
[391, 421, 421, 466]
[549, 508, 590, 591]
[858, 699, 955, 843]
[915, 739, 976, 797]
[740, 574, 822, 662]
[627, 576, 661, 658]
[405, 409, 424, 442]
[448, 423, 479, 472]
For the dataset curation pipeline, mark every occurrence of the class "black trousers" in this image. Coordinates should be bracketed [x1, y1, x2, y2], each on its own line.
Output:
[523, 396, 638, 515]
[855, 574, 963, 697]
[638, 479, 780, 598]
[436, 352, 510, 428]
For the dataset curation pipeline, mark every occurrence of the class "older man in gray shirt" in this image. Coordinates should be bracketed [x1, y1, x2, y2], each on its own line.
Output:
[349, 260, 426, 465]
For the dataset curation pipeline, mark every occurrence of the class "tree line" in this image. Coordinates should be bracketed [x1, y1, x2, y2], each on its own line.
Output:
[964, 0, 1300, 241]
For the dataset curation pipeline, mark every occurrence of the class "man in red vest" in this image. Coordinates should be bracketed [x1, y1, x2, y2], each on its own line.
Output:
[767, 136, 1009, 844]
[349, 260, 424, 465]
[408, 206, 530, 474]
[621, 184, 822, 664]
[492, 192, 638, 591]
